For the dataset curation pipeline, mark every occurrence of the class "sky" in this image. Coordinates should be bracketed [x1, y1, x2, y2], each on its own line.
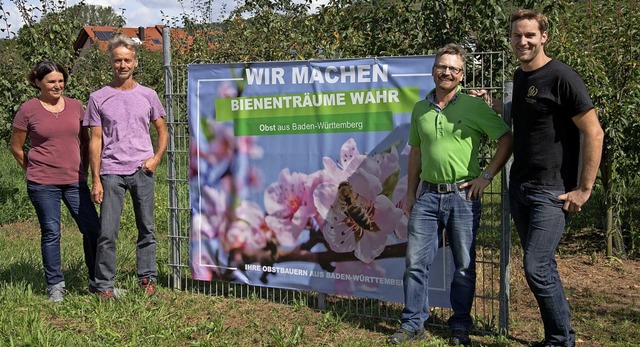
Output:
[1, 0, 329, 38]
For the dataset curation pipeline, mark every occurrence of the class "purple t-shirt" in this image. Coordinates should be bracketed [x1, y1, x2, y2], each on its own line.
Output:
[13, 97, 86, 185]
[83, 84, 165, 175]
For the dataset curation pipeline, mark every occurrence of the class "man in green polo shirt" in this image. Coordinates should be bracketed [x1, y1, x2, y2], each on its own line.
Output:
[389, 43, 513, 346]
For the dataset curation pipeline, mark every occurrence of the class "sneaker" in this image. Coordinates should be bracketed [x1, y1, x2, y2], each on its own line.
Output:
[47, 285, 66, 303]
[98, 290, 115, 299]
[140, 278, 156, 296]
[449, 329, 471, 346]
[96, 288, 128, 299]
[91, 285, 127, 297]
[388, 328, 425, 344]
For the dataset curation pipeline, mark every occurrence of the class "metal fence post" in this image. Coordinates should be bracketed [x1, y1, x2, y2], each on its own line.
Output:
[499, 81, 513, 333]
[163, 26, 182, 290]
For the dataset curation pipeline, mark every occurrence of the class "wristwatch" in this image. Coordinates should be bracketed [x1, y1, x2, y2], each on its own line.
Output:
[481, 171, 493, 180]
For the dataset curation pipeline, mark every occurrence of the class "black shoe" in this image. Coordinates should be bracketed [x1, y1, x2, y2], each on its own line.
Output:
[449, 329, 471, 346]
[388, 328, 425, 345]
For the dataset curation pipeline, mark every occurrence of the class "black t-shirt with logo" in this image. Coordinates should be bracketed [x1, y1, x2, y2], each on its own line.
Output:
[510, 59, 594, 192]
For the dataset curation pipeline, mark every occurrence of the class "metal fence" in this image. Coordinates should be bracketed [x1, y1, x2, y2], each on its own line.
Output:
[162, 28, 510, 334]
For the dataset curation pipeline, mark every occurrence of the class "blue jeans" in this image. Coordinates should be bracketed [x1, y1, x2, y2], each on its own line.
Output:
[95, 168, 157, 291]
[510, 182, 575, 347]
[27, 181, 99, 287]
[400, 184, 481, 333]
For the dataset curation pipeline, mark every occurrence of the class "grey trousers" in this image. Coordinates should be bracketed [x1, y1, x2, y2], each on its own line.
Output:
[95, 168, 157, 291]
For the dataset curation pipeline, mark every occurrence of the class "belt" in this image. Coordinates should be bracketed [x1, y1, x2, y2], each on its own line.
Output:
[422, 181, 463, 193]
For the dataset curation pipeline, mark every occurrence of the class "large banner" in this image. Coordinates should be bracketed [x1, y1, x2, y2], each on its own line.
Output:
[188, 57, 453, 305]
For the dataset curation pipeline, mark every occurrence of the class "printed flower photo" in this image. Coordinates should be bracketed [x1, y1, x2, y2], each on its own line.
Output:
[190, 120, 411, 296]
[187, 58, 452, 303]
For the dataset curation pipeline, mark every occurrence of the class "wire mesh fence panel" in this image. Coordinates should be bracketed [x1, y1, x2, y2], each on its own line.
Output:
[164, 39, 509, 334]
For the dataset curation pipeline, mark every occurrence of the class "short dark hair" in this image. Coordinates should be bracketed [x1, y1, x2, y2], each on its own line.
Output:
[27, 60, 69, 89]
[509, 9, 549, 35]
[435, 43, 466, 65]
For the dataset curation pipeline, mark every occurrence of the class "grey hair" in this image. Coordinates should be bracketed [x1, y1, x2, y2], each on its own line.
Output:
[107, 33, 139, 59]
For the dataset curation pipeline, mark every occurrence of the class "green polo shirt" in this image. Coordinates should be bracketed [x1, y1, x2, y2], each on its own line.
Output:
[408, 89, 510, 184]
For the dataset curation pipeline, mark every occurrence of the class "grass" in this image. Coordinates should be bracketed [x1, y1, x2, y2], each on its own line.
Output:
[2, 221, 640, 346]
[0, 222, 484, 347]
[1, 147, 639, 346]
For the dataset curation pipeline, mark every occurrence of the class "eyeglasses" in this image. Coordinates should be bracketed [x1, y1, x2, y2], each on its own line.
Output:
[435, 64, 463, 75]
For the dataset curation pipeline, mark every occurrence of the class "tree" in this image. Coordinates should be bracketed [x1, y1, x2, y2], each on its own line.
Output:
[2, 0, 638, 256]
[552, 0, 640, 257]
[0, 38, 31, 143]
[62, 3, 126, 27]
[0, 0, 130, 141]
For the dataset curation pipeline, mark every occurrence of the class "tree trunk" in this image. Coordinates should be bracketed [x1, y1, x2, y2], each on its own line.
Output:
[602, 150, 614, 257]
[602, 149, 626, 257]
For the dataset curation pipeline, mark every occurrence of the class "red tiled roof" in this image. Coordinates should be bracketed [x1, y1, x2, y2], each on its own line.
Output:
[74, 25, 167, 52]
[74, 25, 212, 54]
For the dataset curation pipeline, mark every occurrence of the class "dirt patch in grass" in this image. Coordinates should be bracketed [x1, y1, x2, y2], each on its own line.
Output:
[508, 251, 640, 346]
[182, 251, 640, 346]
[0, 222, 40, 241]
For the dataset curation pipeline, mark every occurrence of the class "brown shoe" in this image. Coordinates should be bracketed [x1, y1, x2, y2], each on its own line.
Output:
[99, 290, 115, 299]
[140, 278, 156, 296]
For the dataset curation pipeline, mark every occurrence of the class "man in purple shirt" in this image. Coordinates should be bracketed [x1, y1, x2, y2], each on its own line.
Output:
[84, 33, 168, 298]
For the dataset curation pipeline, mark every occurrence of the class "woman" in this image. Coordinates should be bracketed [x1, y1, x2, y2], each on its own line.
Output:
[10, 61, 100, 303]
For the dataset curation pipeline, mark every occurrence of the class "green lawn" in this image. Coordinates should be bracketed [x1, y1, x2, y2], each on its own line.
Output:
[1, 146, 638, 346]
[0, 222, 463, 347]
[2, 220, 640, 346]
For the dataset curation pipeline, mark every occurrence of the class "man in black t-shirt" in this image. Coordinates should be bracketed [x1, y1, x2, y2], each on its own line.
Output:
[508, 9, 604, 347]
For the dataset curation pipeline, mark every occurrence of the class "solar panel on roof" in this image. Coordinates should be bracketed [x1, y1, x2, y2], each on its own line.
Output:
[152, 39, 161, 44]
[94, 31, 115, 40]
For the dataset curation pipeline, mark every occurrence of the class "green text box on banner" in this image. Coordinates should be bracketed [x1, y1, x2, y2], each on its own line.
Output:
[214, 87, 419, 122]
[234, 112, 392, 136]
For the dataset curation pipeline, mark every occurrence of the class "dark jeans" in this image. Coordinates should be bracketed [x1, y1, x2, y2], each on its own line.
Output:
[510, 182, 575, 347]
[27, 181, 99, 287]
[400, 184, 481, 333]
[95, 169, 157, 291]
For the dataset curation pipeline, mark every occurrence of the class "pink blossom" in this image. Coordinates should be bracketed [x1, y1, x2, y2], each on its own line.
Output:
[205, 121, 235, 165]
[247, 167, 263, 189]
[264, 168, 318, 246]
[199, 186, 230, 239]
[203, 122, 263, 165]
[320, 138, 367, 184]
[313, 139, 405, 262]
[191, 213, 214, 240]
[225, 201, 273, 253]
[391, 175, 409, 240]
[313, 138, 369, 225]
[316, 180, 403, 263]
[237, 136, 264, 159]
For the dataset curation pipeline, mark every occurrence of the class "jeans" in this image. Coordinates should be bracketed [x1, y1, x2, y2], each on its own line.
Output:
[400, 184, 481, 333]
[95, 168, 157, 291]
[510, 182, 575, 347]
[27, 181, 99, 287]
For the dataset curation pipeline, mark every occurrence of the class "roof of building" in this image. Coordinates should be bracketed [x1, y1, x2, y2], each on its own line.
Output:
[74, 25, 165, 52]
